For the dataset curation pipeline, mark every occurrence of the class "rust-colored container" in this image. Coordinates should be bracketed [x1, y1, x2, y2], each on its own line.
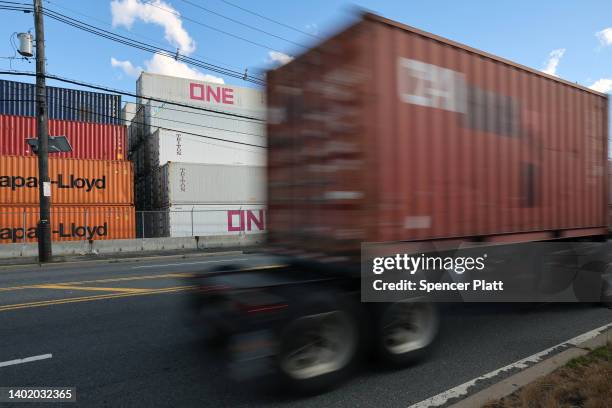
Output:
[0, 156, 134, 205]
[0, 114, 126, 160]
[267, 13, 609, 256]
[0, 205, 135, 243]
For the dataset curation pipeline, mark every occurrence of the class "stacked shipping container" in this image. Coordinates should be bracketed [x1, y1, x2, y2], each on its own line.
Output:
[129, 72, 267, 238]
[153, 163, 265, 237]
[0, 79, 121, 124]
[0, 79, 135, 243]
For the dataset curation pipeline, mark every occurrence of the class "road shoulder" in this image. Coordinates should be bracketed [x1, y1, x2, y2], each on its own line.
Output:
[450, 322, 612, 408]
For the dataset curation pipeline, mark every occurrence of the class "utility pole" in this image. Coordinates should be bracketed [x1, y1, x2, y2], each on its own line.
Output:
[34, 0, 52, 262]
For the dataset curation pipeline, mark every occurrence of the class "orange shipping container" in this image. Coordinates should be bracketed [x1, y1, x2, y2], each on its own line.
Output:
[0, 156, 133, 205]
[0, 205, 135, 243]
[267, 13, 609, 256]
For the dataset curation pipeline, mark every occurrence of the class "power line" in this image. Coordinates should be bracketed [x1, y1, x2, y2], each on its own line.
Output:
[124, 100, 263, 125]
[44, 0, 264, 80]
[0, 96, 265, 139]
[142, 0, 289, 54]
[177, 0, 308, 49]
[0, 70, 265, 122]
[0, 70, 264, 124]
[217, 0, 319, 39]
[40, 7, 265, 86]
[0, 4, 30, 12]
[0, 3, 264, 85]
[0, 97, 267, 148]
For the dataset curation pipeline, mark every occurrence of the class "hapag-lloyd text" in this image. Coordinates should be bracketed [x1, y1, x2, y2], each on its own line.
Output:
[0, 174, 106, 191]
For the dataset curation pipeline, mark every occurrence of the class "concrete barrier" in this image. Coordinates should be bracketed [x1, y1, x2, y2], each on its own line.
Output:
[0, 234, 266, 260]
[197, 233, 265, 249]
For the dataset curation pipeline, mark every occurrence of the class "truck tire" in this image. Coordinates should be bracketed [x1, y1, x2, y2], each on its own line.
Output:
[276, 291, 361, 394]
[375, 301, 439, 367]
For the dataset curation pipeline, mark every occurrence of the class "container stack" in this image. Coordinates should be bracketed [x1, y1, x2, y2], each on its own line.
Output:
[0, 79, 135, 243]
[129, 72, 266, 238]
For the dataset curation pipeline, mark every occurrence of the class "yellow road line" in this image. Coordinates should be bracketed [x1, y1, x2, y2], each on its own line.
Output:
[34, 285, 149, 293]
[0, 285, 198, 313]
[0, 264, 284, 293]
[0, 273, 195, 292]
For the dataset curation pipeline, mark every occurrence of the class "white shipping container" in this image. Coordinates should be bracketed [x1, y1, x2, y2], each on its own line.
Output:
[144, 101, 266, 140]
[159, 162, 266, 206]
[137, 72, 265, 119]
[154, 204, 267, 237]
[148, 128, 265, 168]
[122, 102, 137, 124]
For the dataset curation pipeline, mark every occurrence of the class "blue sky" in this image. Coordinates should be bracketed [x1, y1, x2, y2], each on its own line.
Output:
[0, 0, 611, 99]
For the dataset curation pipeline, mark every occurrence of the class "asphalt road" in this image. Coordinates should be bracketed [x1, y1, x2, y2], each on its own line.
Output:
[0, 253, 610, 407]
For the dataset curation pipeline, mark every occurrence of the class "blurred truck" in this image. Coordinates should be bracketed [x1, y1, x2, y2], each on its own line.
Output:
[190, 12, 610, 393]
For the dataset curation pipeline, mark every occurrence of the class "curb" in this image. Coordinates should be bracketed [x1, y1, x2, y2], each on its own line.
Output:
[449, 324, 612, 408]
[0, 250, 247, 271]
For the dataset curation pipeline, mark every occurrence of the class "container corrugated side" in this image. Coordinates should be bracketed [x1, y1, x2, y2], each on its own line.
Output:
[0, 79, 121, 125]
[0, 156, 134, 205]
[144, 101, 266, 140]
[0, 205, 135, 243]
[122, 102, 137, 124]
[0, 115, 126, 160]
[135, 172, 156, 210]
[152, 204, 266, 237]
[267, 13, 609, 255]
[159, 162, 265, 206]
[137, 72, 266, 118]
[146, 128, 265, 170]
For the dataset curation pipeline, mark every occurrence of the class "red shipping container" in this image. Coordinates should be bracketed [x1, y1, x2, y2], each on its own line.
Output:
[267, 13, 609, 256]
[0, 114, 126, 160]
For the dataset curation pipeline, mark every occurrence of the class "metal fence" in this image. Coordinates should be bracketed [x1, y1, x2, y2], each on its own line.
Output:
[0, 208, 267, 243]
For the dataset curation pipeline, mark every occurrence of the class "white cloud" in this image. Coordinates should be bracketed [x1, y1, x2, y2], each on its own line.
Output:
[109, 0, 224, 84]
[589, 78, 612, 93]
[268, 51, 293, 66]
[111, 0, 195, 55]
[144, 53, 224, 83]
[542, 48, 565, 76]
[596, 28, 612, 46]
[111, 57, 142, 78]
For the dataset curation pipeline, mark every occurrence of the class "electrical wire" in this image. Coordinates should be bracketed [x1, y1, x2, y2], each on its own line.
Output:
[0, 97, 267, 148]
[0, 70, 265, 122]
[0, 69, 264, 124]
[39, 8, 265, 86]
[142, 0, 289, 53]
[0, 95, 265, 139]
[4, 1, 267, 84]
[44, 0, 264, 81]
[0, 77, 266, 146]
[217, 0, 319, 39]
[177, 0, 308, 49]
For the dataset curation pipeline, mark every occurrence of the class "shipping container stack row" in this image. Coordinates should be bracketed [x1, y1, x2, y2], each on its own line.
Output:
[127, 72, 267, 238]
[0, 79, 135, 244]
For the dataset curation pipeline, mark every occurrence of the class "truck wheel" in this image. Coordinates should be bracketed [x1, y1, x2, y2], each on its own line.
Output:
[375, 301, 438, 367]
[276, 294, 360, 394]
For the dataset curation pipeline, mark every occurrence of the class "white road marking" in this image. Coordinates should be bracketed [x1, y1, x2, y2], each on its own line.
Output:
[0, 353, 53, 368]
[131, 258, 253, 269]
[408, 322, 612, 408]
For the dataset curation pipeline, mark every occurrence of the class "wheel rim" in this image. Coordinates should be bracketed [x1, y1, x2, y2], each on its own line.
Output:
[280, 311, 356, 380]
[382, 302, 437, 355]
